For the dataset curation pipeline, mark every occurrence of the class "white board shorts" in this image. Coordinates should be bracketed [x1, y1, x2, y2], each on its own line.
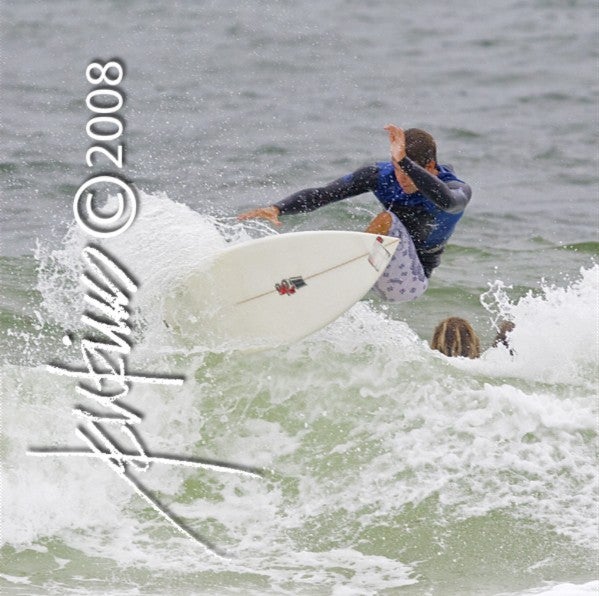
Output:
[372, 212, 429, 302]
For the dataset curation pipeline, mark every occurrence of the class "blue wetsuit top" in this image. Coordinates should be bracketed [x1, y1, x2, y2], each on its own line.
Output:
[274, 156, 472, 277]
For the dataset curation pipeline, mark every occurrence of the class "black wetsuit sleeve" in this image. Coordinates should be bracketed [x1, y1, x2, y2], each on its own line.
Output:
[274, 165, 379, 215]
[396, 157, 471, 214]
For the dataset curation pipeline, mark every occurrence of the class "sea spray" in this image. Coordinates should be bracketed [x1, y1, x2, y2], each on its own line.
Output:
[476, 265, 599, 386]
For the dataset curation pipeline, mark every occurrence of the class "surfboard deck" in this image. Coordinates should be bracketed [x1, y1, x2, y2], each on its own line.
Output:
[164, 230, 399, 349]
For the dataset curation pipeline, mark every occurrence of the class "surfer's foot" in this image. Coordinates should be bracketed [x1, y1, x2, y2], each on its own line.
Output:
[365, 211, 392, 235]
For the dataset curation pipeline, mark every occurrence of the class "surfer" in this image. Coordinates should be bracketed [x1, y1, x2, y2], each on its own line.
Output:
[238, 125, 472, 302]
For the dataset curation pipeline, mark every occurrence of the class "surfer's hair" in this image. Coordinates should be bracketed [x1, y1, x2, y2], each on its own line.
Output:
[405, 128, 437, 167]
[431, 317, 481, 359]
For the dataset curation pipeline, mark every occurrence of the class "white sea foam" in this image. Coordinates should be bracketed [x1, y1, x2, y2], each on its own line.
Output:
[474, 265, 599, 387]
[498, 580, 599, 596]
[5, 191, 596, 591]
[35, 191, 227, 344]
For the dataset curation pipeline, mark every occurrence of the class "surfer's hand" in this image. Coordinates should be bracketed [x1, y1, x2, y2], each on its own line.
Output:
[237, 205, 282, 226]
[384, 124, 406, 164]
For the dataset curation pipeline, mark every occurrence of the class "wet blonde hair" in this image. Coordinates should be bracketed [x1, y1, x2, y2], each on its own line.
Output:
[431, 317, 481, 359]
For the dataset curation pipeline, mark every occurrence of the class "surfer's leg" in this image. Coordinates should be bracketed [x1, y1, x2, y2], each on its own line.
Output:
[372, 212, 428, 302]
[365, 211, 393, 235]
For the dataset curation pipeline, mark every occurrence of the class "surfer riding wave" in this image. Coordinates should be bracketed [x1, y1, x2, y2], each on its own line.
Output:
[238, 124, 472, 302]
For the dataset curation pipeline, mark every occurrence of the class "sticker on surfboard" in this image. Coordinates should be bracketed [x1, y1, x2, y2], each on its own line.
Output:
[275, 276, 306, 296]
[368, 236, 393, 271]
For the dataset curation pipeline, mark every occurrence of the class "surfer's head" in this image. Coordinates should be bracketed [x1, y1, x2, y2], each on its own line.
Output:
[431, 317, 481, 359]
[405, 128, 437, 168]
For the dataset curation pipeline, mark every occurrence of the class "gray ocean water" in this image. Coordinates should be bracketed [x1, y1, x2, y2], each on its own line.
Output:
[1, 1, 598, 595]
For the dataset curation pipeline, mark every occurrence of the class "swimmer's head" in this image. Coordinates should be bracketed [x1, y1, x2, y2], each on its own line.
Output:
[431, 317, 481, 359]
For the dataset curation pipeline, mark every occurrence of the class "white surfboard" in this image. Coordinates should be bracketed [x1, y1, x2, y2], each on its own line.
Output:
[164, 231, 399, 349]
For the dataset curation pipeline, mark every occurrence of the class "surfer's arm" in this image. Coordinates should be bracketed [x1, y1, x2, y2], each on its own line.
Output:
[395, 156, 472, 214]
[274, 165, 379, 215]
